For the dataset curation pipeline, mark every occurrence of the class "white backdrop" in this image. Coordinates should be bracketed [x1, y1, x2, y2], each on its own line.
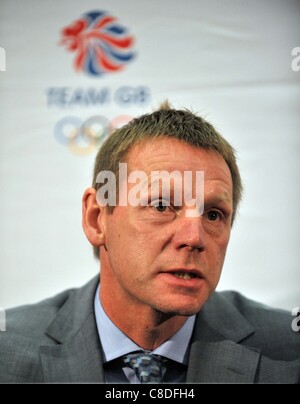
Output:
[0, 0, 299, 311]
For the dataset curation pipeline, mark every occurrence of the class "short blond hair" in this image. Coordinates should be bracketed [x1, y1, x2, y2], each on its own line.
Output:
[92, 101, 243, 258]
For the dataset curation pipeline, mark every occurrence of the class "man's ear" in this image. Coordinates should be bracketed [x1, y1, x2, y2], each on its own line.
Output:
[82, 188, 106, 247]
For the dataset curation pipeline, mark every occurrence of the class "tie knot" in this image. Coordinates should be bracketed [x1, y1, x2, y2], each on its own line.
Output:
[123, 351, 167, 383]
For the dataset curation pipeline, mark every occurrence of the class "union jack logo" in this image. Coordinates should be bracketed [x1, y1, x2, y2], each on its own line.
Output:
[60, 11, 136, 76]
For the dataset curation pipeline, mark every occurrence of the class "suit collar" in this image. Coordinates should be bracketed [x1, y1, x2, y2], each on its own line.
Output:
[187, 292, 260, 383]
[44, 277, 99, 344]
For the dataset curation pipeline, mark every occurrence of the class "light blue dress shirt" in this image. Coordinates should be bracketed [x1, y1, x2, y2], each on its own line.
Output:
[94, 284, 195, 383]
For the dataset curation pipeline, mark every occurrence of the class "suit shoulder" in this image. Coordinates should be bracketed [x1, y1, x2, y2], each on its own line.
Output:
[0, 286, 77, 383]
[3, 287, 76, 336]
[217, 290, 294, 325]
[215, 291, 300, 360]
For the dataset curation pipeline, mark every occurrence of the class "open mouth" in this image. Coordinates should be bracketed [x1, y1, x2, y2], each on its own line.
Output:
[172, 272, 197, 280]
[162, 268, 203, 281]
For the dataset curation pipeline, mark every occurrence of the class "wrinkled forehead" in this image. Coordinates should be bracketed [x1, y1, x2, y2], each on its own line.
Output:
[124, 138, 232, 184]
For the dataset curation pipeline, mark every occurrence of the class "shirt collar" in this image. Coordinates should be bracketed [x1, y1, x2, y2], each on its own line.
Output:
[94, 284, 195, 365]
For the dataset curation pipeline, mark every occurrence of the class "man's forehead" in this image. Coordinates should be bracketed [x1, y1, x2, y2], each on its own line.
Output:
[125, 138, 232, 182]
[127, 138, 205, 162]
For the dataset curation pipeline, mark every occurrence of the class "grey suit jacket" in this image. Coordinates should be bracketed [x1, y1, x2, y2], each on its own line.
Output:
[0, 276, 299, 383]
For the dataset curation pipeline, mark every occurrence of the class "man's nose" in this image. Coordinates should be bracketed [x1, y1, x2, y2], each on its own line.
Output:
[172, 217, 205, 252]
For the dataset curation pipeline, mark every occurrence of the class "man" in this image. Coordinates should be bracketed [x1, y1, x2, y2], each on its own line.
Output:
[0, 103, 299, 383]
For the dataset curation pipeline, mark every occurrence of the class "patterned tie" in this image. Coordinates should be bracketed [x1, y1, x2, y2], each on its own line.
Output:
[123, 351, 167, 383]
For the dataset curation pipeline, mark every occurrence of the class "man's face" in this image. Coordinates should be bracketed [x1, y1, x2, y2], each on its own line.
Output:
[100, 138, 233, 316]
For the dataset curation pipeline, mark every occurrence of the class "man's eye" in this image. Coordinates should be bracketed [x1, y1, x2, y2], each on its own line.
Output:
[206, 210, 221, 221]
[152, 201, 169, 213]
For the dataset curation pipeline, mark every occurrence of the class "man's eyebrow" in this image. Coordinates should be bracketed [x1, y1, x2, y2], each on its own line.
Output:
[205, 194, 232, 206]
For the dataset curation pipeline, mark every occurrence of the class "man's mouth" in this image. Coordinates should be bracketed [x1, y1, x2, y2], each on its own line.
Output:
[162, 269, 204, 281]
[173, 272, 197, 280]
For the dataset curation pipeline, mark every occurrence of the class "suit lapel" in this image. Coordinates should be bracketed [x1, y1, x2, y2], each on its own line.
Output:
[187, 292, 261, 383]
[187, 340, 260, 383]
[40, 312, 105, 383]
[40, 277, 105, 383]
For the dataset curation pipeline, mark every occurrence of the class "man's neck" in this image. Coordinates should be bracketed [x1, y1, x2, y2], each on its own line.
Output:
[100, 288, 188, 351]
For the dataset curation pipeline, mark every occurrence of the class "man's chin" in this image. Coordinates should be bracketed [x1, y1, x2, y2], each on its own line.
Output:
[170, 307, 201, 317]
[155, 302, 204, 317]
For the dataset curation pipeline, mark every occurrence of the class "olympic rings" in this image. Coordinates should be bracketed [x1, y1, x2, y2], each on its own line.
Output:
[54, 114, 133, 155]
